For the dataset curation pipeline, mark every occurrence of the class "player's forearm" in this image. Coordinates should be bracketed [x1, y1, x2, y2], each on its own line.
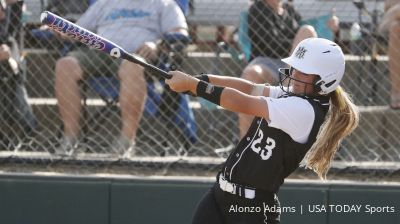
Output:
[207, 74, 255, 95]
[220, 88, 267, 118]
[166, 71, 268, 117]
[192, 80, 268, 118]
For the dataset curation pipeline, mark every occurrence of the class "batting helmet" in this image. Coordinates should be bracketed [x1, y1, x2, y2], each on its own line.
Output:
[281, 37, 345, 95]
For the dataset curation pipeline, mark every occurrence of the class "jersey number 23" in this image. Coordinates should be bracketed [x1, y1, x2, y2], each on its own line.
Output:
[251, 129, 276, 160]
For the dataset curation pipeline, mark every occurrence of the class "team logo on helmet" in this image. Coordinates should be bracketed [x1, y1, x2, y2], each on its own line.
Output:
[295, 47, 307, 59]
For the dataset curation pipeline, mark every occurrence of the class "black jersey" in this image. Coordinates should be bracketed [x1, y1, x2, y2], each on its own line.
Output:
[221, 95, 329, 193]
[248, 1, 301, 60]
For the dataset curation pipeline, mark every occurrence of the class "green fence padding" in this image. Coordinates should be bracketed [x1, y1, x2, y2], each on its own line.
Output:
[110, 180, 210, 224]
[0, 177, 110, 224]
[279, 186, 329, 224]
[329, 187, 400, 224]
[1, 174, 399, 224]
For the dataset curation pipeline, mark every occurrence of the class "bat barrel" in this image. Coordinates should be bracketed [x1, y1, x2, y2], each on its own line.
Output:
[40, 11, 123, 54]
[40, 11, 172, 79]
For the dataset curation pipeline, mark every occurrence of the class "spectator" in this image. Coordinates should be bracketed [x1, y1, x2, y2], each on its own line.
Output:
[54, 0, 188, 157]
[238, 0, 339, 137]
[379, 0, 400, 109]
[0, 0, 37, 147]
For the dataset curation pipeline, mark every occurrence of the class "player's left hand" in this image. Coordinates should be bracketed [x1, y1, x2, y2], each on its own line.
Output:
[165, 71, 198, 94]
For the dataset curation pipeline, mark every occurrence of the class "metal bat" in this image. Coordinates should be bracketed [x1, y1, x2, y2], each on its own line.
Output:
[40, 11, 172, 79]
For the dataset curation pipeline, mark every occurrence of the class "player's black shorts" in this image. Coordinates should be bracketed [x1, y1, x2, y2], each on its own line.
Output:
[192, 183, 280, 224]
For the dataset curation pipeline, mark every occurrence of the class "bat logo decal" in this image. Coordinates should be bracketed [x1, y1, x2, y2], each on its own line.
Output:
[43, 13, 106, 51]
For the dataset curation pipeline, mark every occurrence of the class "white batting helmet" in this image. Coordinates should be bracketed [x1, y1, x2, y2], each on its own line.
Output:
[281, 38, 345, 95]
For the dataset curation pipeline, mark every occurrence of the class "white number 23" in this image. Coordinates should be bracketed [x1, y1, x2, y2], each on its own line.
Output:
[250, 129, 276, 160]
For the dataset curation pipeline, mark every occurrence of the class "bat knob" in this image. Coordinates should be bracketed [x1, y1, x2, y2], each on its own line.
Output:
[40, 11, 49, 24]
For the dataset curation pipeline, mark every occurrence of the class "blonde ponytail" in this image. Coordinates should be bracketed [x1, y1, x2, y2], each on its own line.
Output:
[305, 86, 359, 179]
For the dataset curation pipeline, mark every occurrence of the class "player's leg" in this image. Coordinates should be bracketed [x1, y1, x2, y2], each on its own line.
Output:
[55, 55, 84, 141]
[379, 3, 400, 108]
[291, 25, 318, 54]
[192, 187, 224, 224]
[55, 49, 108, 154]
[118, 60, 147, 150]
[388, 18, 400, 108]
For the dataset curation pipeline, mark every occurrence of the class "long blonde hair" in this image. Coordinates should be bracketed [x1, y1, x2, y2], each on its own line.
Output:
[305, 86, 359, 179]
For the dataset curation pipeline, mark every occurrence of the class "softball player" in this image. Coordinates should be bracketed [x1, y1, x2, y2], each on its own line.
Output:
[166, 38, 359, 224]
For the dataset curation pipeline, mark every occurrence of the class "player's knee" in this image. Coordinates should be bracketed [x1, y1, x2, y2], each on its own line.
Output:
[55, 57, 82, 81]
[242, 65, 273, 84]
[242, 65, 262, 82]
[119, 60, 145, 80]
[390, 21, 400, 34]
[298, 25, 318, 39]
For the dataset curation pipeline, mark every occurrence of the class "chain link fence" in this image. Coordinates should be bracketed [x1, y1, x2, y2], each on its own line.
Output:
[0, 0, 399, 181]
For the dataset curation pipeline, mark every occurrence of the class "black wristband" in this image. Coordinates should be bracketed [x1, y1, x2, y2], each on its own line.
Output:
[196, 81, 225, 106]
[194, 74, 210, 83]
